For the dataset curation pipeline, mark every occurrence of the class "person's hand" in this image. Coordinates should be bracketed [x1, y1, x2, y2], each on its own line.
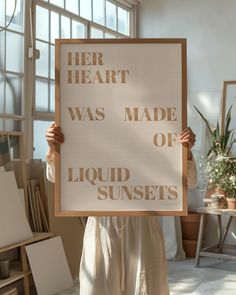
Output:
[45, 123, 64, 162]
[46, 123, 64, 150]
[179, 127, 196, 160]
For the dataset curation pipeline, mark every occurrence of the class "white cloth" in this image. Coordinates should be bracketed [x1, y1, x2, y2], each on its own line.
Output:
[162, 158, 197, 261]
[46, 158, 196, 295]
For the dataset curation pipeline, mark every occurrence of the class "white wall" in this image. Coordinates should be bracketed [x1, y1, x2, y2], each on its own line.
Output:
[138, 0, 236, 245]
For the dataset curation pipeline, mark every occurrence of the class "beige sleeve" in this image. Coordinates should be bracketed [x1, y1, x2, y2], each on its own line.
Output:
[187, 156, 197, 188]
[46, 161, 55, 183]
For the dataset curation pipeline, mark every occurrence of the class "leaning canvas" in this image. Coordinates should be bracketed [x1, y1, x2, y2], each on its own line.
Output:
[0, 171, 33, 248]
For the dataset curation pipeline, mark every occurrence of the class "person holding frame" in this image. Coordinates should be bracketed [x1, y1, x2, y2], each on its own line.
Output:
[45, 124, 197, 295]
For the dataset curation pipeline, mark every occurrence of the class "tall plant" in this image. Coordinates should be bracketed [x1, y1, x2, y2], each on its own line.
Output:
[194, 106, 236, 156]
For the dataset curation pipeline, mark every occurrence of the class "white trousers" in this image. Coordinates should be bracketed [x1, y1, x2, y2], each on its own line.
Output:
[79, 216, 169, 295]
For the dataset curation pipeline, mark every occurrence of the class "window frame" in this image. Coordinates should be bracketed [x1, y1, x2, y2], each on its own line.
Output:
[0, 0, 25, 131]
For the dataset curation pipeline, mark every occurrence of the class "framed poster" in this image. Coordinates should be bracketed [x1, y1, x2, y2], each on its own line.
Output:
[221, 80, 236, 155]
[55, 39, 187, 216]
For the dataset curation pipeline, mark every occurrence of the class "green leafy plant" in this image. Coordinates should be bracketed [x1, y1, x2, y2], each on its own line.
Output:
[206, 154, 236, 198]
[195, 105, 236, 198]
[194, 106, 236, 156]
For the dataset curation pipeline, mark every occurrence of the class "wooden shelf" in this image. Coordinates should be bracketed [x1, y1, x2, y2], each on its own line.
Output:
[0, 232, 53, 294]
[0, 271, 24, 288]
[0, 232, 53, 254]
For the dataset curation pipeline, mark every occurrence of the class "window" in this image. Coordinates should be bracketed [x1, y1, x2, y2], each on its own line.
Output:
[0, 0, 136, 159]
[33, 0, 133, 160]
[35, 4, 87, 114]
[0, 0, 24, 131]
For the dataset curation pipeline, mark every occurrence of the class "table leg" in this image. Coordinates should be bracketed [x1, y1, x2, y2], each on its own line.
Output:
[217, 215, 222, 249]
[195, 213, 206, 267]
[219, 216, 233, 252]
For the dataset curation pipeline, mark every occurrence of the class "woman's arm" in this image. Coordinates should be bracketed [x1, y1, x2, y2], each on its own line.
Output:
[45, 123, 64, 183]
[179, 127, 197, 188]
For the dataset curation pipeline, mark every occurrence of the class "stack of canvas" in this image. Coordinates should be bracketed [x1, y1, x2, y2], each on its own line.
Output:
[27, 178, 49, 232]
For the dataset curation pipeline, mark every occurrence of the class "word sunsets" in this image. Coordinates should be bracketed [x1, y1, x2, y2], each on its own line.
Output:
[97, 185, 178, 201]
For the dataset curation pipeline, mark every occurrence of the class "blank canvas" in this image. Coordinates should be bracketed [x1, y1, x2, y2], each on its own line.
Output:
[0, 171, 33, 248]
[26, 237, 74, 295]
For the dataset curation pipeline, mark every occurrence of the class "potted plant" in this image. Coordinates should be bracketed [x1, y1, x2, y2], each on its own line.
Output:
[195, 106, 236, 208]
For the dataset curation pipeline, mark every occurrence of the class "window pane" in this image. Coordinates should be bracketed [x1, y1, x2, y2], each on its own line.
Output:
[50, 81, 55, 112]
[50, 45, 55, 79]
[36, 6, 49, 41]
[5, 74, 22, 115]
[9, 135, 20, 159]
[0, 72, 4, 113]
[66, 0, 79, 15]
[36, 41, 49, 77]
[50, 11, 59, 43]
[6, 0, 23, 32]
[91, 27, 103, 38]
[118, 7, 129, 35]
[105, 32, 116, 38]
[50, 0, 64, 8]
[72, 20, 85, 38]
[0, 0, 5, 27]
[93, 0, 104, 25]
[106, 1, 116, 31]
[35, 79, 49, 112]
[0, 31, 5, 69]
[80, 0, 91, 20]
[5, 119, 21, 131]
[6, 31, 23, 72]
[33, 120, 53, 160]
[61, 16, 71, 38]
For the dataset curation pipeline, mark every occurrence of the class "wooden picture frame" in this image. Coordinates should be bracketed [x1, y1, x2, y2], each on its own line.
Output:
[55, 38, 187, 216]
[221, 80, 236, 153]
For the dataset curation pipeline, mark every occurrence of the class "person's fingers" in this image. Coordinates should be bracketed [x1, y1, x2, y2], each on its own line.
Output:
[46, 127, 64, 138]
[46, 133, 64, 143]
[180, 128, 194, 137]
[180, 127, 191, 135]
[180, 134, 196, 142]
[48, 122, 61, 131]
[179, 132, 196, 140]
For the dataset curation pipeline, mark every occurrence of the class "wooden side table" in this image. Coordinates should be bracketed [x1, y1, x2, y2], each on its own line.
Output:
[195, 207, 236, 267]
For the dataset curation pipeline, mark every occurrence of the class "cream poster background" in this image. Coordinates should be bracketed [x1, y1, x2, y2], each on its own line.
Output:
[55, 40, 187, 216]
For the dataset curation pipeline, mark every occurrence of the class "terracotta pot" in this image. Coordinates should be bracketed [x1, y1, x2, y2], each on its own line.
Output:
[211, 194, 227, 209]
[181, 212, 201, 240]
[205, 186, 228, 208]
[227, 198, 236, 210]
[182, 240, 197, 258]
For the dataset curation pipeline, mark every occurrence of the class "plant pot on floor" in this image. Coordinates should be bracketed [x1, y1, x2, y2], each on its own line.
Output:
[180, 211, 201, 258]
[180, 211, 201, 240]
